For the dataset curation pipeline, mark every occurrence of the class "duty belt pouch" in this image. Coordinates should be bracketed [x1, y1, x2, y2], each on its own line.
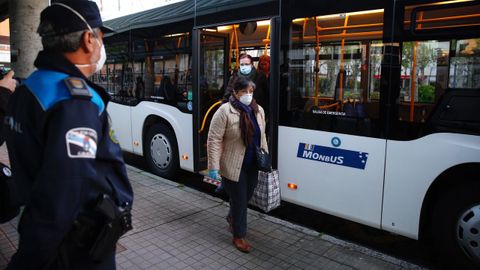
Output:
[69, 215, 98, 248]
[89, 219, 123, 261]
[89, 194, 132, 261]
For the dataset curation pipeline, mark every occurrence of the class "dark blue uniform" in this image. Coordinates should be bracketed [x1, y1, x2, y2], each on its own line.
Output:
[4, 51, 133, 270]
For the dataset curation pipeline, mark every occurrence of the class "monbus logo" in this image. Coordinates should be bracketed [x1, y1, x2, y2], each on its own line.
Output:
[297, 142, 368, 170]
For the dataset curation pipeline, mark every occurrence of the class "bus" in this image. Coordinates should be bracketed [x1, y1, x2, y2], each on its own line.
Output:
[96, 0, 480, 268]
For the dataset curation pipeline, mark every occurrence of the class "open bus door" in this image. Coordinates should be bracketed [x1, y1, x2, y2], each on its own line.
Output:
[192, 30, 229, 173]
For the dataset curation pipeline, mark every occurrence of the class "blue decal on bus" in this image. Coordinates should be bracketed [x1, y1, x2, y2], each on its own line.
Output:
[331, 137, 341, 147]
[297, 143, 368, 170]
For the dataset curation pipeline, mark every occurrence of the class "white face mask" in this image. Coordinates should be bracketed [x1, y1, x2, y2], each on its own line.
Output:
[239, 93, 253, 106]
[239, 65, 252, 75]
[74, 36, 106, 74]
[94, 42, 107, 73]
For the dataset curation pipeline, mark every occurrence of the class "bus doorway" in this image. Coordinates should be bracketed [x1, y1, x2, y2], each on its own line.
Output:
[193, 19, 274, 174]
[193, 31, 229, 172]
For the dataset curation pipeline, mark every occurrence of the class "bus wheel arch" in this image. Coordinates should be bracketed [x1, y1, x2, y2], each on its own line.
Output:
[419, 163, 480, 269]
[143, 116, 179, 179]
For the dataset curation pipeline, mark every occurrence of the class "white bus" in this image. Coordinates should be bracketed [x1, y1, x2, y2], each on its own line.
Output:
[97, 0, 480, 268]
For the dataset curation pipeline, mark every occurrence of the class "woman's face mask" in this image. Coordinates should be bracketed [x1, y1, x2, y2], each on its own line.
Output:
[239, 64, 252, 75]
[239, 93, 253, 105]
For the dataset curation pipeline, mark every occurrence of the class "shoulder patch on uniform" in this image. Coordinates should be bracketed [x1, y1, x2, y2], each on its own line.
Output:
[64, 77, 92, 98]
[109, 127, 119, 144]
[65, 128, 97, 159]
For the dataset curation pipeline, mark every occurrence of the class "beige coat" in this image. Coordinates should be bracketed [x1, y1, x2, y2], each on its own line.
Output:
[207, 102, 268, 182]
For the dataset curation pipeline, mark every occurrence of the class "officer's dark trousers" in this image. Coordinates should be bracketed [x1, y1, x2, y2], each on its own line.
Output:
[43, 240, 116, 270]
[8, 239, 115, 270]
[224, 163, 259, 238]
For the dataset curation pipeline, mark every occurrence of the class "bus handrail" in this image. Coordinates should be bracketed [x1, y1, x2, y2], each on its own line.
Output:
[198, 100, 222, 133]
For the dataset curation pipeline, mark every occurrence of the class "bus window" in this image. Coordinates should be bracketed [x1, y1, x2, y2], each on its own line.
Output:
[449, 38, 480, 89]
[284, 9, 384, 137]
[398, 40, 450, 123]
[201, 34, 226, 101]
[94, 32, 192, 107]
[148, 34, 191, 103]
[397, 2, 480, 125]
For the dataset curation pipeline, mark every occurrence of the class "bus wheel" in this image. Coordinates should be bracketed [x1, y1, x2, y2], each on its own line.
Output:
[432, 182, 480, 270]
[145, 123, 179, 179]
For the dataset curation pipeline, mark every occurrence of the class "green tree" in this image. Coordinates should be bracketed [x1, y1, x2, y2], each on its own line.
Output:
[417, 42, 436, 85]
[401, 42, 413, 78]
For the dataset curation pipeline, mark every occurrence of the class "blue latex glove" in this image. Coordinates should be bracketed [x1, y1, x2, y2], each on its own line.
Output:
[208, 169, 221, 180]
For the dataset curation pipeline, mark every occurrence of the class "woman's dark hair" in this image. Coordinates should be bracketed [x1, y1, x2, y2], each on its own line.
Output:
[233, 76, 256, 93]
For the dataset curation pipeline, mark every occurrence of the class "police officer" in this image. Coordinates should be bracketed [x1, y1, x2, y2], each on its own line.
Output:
[4, 1, 133, 269]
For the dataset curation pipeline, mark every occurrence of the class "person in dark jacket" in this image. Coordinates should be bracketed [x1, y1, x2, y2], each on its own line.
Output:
[0, 70, 17, 144]
[158, 75, 177, 102]
[257, 54, 270, 79]
[224, 54, 269, 116]
[135, 76, 145, 99]
[4, 1, 133, 269]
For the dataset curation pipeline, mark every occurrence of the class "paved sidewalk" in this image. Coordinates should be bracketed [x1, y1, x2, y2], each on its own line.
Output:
[0, 145, 426, 269]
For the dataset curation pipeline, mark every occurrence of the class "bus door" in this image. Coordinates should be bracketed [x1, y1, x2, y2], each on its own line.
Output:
[193, 31, 229, 172]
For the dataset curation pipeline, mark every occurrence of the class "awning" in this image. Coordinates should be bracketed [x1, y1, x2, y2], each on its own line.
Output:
[104, 0, 277, 34]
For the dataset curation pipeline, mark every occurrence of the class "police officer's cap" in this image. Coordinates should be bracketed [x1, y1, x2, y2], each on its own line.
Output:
[38, 0, 113, 37]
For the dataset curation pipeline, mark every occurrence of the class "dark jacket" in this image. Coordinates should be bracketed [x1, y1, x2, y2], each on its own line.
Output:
[0, 86, 11, 145]
[5, 51, 134, 270]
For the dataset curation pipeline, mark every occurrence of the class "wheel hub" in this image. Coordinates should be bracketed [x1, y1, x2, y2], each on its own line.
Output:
[150, 134, 171, 169]
[457, 203, 480, 265]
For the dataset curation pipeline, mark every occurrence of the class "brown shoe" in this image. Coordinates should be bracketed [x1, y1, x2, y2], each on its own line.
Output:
[226, 216, 233, 233]
[232, 238, 252, 253]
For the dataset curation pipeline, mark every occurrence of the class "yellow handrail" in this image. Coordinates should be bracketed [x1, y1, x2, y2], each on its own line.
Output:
[314, 17, 320, 107]
[233, 25, 240, 70]
[198, 100, 222, 133]
[263, 23, 271, 56]
[319, 102, 339, 110]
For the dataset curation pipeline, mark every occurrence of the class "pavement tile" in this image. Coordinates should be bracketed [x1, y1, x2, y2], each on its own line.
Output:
[324, 245, 404, 270]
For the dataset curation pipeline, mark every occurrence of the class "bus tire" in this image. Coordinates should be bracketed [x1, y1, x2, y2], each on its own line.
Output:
[144, 123, 179, 179]
[431, 181, 480, 270]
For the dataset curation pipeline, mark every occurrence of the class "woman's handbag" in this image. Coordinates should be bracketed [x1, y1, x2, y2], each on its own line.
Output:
[250, 169, 281, 212]
[255, 146, 271, 172]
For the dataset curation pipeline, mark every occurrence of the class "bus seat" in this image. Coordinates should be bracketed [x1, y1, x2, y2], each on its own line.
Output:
[334, 69, 346, 102]
[343, 99, 367, 118]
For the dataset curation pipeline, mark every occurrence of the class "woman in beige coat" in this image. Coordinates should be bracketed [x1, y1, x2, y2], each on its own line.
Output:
[207, 76, 268, 253]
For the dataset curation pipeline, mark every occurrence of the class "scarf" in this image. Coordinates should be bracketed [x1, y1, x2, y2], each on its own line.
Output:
[229, 95, 259, 147]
